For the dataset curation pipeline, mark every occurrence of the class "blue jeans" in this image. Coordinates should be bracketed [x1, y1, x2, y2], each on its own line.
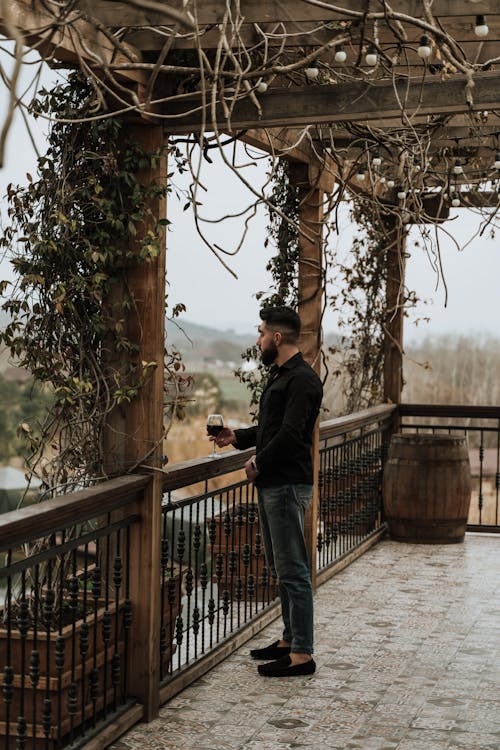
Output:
[257, 484, 314, 655]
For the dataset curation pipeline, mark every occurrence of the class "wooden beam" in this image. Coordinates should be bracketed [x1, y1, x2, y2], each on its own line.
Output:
[126, 16, 500, 52]
[124, 123, 167, 722]
[73, 1, 497, 28]
[383, 215, 406, 406]
[238, 127, 337, 192]
[0, 0, 144, 80]
[292, 162, 325, 591]
[162, 71, 500, 134]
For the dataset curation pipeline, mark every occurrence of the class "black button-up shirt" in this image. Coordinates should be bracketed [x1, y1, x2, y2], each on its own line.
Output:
[233, 352, 323, 487]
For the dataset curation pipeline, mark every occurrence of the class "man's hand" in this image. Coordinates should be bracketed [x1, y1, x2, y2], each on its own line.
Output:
[244, 455, 259, 481]
[210, 427, 236, 448]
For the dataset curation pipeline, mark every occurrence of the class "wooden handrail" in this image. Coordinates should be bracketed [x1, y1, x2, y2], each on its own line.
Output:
[162, 405, 397, 492]
[0, 474, 150, 551]
[319, 404, 397, 441]
[399, 403, 500, 420]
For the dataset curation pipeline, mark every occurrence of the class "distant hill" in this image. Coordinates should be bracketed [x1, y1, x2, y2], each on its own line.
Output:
[166, 318, 254, 359]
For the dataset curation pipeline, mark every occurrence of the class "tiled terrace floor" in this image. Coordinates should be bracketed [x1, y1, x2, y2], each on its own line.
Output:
[112, 534, 500, 750]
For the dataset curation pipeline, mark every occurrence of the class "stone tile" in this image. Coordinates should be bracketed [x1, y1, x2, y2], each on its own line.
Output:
[111, 536, 500, 750]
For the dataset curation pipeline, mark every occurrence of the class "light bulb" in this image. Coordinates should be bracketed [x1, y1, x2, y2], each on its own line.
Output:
[397, 189, 406, 200]
[365, 44, 378, 67]
[356, 170, 366, 181]
[334, 45, 347, 63]
[475, 15, 489, 37]
[305, 61, 319, 80]
[256, 80, 268, 93]
[453, 159, 463, 175]
[451, 195, 460, 207]
[387, 179, 395, 189]
[417, 34, 432, 59]
[372, 153, 382, 167]
[494, 153, 500, 169]
[379, 176, 386, 184]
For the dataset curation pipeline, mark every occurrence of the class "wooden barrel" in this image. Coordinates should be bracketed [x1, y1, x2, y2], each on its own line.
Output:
[383, 433, 472, 543]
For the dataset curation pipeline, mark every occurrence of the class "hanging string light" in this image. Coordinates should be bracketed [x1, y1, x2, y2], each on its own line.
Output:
[453, 158, 463, 175]
[305, 60, 319, 80]
[365, 44, 378, 67]
[256, 79, 268, 93]
[417, 35, 432, 59]
[474, 15, 489, 37]
[372, 152, 382, 167]
[334, 44, 347, 63]
[494, 152, 500, 170]
[356, 164, 366, 181]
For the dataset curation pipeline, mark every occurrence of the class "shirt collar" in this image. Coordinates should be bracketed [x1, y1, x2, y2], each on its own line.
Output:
[271, 351, 303, 376]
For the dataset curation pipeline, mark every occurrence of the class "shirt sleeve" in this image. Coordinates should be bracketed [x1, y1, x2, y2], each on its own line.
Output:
[233, 426, 257, 450]
[256, 372, 321, 473]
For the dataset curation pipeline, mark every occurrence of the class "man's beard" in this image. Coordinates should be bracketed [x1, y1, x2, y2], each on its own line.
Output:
[261, 340, 278, 366]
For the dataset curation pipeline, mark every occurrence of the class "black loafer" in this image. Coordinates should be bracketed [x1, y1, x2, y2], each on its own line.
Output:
[258, 654, 316, 677]
[250, 640, 291, 660]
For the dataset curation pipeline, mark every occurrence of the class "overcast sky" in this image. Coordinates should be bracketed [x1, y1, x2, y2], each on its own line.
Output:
[1, 53, 498, 345]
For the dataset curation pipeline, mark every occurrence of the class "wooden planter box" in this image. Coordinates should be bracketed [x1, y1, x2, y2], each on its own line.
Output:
[0, 600, 125, 750]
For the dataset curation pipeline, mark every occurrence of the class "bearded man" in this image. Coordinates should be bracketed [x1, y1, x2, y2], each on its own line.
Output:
[213, 306, 323, 677]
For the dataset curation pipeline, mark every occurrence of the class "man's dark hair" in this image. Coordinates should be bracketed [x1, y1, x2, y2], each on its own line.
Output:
[260, 306, 301, 344]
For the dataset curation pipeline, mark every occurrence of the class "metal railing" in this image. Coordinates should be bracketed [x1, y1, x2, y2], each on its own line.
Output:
[0, 404, 405, 748]
[0, 476, 149, 750]
[399, 404, 500, 531]
[158, 405, 394, 694]
[317, 405, 394, 572]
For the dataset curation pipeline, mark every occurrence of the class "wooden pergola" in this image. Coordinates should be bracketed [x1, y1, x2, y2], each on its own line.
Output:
[1, 0, 499, 724]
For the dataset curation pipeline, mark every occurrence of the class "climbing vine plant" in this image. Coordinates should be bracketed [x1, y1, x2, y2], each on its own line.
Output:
[328, 198, 418, 413]
[0, 74, 188, 496]
[236, 160, 301, 414]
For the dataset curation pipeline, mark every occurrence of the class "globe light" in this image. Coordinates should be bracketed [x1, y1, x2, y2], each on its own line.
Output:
[372, 152, 382, 167]
[474, 15, 489, 38]
[397, 188, 407, 200]
[379, 176, 386, 184]
[356, 169, 366, 181]
[256, 80, 268, 93]
[453, 159, 463, 175]
[417, 35, 432, 59]
[305, 61, 319, 80]
[365, 44, 378, 67]
[334, 44, 347, 63]
[451, 194, 461, 207]
[494, 153, 500, 170]
[387, 179, 395, 188]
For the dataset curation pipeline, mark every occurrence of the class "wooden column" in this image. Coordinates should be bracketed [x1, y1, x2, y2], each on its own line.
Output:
[290, 163, 324, 591]
[123, 124, 167, 721]
[383, 214, 407, 408]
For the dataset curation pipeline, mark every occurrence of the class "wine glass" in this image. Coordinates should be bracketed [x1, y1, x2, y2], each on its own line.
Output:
[206, 413, 224, 458]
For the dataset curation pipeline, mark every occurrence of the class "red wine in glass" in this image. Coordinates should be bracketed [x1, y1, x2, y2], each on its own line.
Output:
[207, 414, 224, 456]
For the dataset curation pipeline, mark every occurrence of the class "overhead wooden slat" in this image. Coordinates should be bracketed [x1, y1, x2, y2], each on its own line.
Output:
[161, 71, 500, 134]
[0, 0, 144, 81]
[124, 17, 500, 53]
[74, 1, 497, 28]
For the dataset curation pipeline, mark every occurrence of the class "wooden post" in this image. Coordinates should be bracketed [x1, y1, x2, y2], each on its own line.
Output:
[383, 214, 407, 408]
[290, 162, 324, 591]
[122, 124, 167, 721]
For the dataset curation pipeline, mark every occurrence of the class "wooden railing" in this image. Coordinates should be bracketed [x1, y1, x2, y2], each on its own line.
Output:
[0, 475, 150, 750]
